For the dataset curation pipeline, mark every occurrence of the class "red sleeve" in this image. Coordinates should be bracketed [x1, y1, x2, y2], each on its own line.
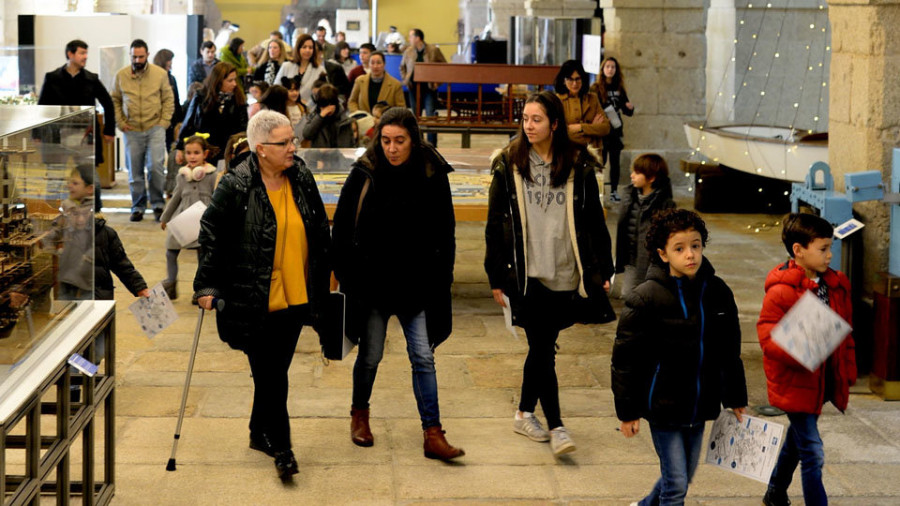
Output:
[835, 277, 857, 384]
[757, 284, 808, 370]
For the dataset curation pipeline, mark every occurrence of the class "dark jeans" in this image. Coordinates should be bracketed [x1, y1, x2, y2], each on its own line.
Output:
[603, 145, 622, 192]
[640, 422, 705, 506]
[352, 309, 440, 429]
[767, 412, 827, 505]
[245, 305, 306, 451]
[407, 86, 438, 146]
[518, 280, 575, 429]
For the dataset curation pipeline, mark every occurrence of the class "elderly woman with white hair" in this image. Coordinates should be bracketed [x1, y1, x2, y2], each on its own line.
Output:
[194, 110, 331, 479]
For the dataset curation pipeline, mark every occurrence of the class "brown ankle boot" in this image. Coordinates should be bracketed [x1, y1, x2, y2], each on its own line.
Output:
[423, 425, 465, 460]
[350, 408, 373, 447]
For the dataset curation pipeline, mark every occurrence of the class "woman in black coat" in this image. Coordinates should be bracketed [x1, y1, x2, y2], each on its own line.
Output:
[177, 62, 249, 164]
[194, 110, 331, 479]
[331, 107, 463, 461]
[484, 91, 615, 457]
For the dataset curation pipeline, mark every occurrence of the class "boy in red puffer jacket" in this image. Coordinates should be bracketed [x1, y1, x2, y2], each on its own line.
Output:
[758, 213, 856, 506]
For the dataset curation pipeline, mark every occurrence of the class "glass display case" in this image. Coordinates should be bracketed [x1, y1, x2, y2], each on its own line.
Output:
[0, 106, 114, 505]
[0, 105, 96, 377]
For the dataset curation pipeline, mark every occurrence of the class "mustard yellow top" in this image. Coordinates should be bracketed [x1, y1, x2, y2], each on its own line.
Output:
[267, 182, 308, 311]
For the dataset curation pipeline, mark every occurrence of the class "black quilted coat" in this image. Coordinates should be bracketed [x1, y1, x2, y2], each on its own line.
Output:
[193, 153, 331, 351]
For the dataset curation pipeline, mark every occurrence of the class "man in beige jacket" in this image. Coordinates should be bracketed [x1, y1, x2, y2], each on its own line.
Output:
[111, 39, 174, 222]
[399, 28, 446, 145]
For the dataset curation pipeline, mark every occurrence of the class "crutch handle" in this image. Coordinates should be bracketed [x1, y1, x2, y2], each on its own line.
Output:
[211, 297, 225, 312]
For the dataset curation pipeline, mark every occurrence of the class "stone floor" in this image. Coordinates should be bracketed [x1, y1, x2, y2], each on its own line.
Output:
[98, 135, 900, 505]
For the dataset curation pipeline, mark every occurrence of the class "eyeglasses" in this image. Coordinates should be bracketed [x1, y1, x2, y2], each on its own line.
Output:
[565, 76, 582, 82]
[261, 137, 298, 148]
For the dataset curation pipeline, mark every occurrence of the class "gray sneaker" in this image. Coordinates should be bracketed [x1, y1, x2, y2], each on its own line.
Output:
[513, 414, 550, 442]
[549, 427, 576, 456]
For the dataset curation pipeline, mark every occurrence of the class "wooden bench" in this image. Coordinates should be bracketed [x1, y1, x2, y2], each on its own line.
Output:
[410, 63, 558, 147]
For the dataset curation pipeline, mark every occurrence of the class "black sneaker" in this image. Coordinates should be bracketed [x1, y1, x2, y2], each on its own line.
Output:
[762, 489, 791, 506]
[153, 208, 164, 222]
[274, 450, 298, 479]
[610, 191, 621, 202]
[130, 211, 144, 222]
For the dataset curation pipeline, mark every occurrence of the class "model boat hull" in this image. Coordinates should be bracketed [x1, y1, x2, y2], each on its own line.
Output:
[684, 122, 828, 183]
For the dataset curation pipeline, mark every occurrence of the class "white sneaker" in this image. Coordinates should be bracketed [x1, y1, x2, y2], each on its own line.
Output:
[629, 502, 639, 506]
[549, 426, 576, 456]
[513, 413, 550, 442]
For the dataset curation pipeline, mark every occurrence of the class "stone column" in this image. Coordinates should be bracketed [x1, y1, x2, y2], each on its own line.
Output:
[828, 0, 900, 288]
[460, 0, 491, 58]
[599, 0, 707, 185]
[487, 0, 528, 40]
[706, 0, 735, 124]
[524, 0, 596, 17]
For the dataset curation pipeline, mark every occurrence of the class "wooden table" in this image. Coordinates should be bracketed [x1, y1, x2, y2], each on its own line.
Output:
[410, 63, 559, 148]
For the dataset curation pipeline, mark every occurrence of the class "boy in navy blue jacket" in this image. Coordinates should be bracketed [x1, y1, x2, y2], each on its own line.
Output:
[612, 209, 747, 505]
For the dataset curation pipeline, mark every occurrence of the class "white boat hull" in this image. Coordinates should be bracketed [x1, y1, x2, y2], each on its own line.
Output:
[684, 123, 828, 183]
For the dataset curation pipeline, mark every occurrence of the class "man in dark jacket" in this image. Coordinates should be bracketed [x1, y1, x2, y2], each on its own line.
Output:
[38, 39, 117, 209]
[188, 41, 219, 85]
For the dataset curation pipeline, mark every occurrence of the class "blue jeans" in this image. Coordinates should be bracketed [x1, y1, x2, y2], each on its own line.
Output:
[767, 412, 827, 505]
[407, 87, 438, 146]
[124, 126, 166, 212]
[640, 422, 705, 506]
[352, 309, 440, 429]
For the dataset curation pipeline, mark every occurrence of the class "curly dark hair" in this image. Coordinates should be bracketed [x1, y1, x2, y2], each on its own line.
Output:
[646, 209, 709, 264]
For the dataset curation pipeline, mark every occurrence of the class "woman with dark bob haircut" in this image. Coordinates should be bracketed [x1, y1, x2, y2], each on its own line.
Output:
[331, 107, 464, 461]
[485, 90, 615, 457]
[554, 59, 609, 149]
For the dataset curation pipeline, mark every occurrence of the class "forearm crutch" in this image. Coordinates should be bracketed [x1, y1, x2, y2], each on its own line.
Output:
[166, 298, 223, 471]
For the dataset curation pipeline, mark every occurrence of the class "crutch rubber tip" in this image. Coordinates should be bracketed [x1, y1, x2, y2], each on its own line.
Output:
[166, 459, 177, 471]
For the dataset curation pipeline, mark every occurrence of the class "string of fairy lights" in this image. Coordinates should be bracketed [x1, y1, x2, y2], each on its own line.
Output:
[686, 0, 831, 197]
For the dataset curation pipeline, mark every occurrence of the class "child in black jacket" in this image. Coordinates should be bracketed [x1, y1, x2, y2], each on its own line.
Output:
[614, 153, 675, 299]
[611, 209, 747, 505]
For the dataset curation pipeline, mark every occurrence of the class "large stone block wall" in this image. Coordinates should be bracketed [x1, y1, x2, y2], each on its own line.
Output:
[828, 0, 900, 289]
[600, 0, 707, 186]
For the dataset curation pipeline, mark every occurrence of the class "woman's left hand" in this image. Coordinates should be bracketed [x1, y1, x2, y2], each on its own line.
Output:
[603, 280, 610, 293]
[732, 406, 746, 422]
